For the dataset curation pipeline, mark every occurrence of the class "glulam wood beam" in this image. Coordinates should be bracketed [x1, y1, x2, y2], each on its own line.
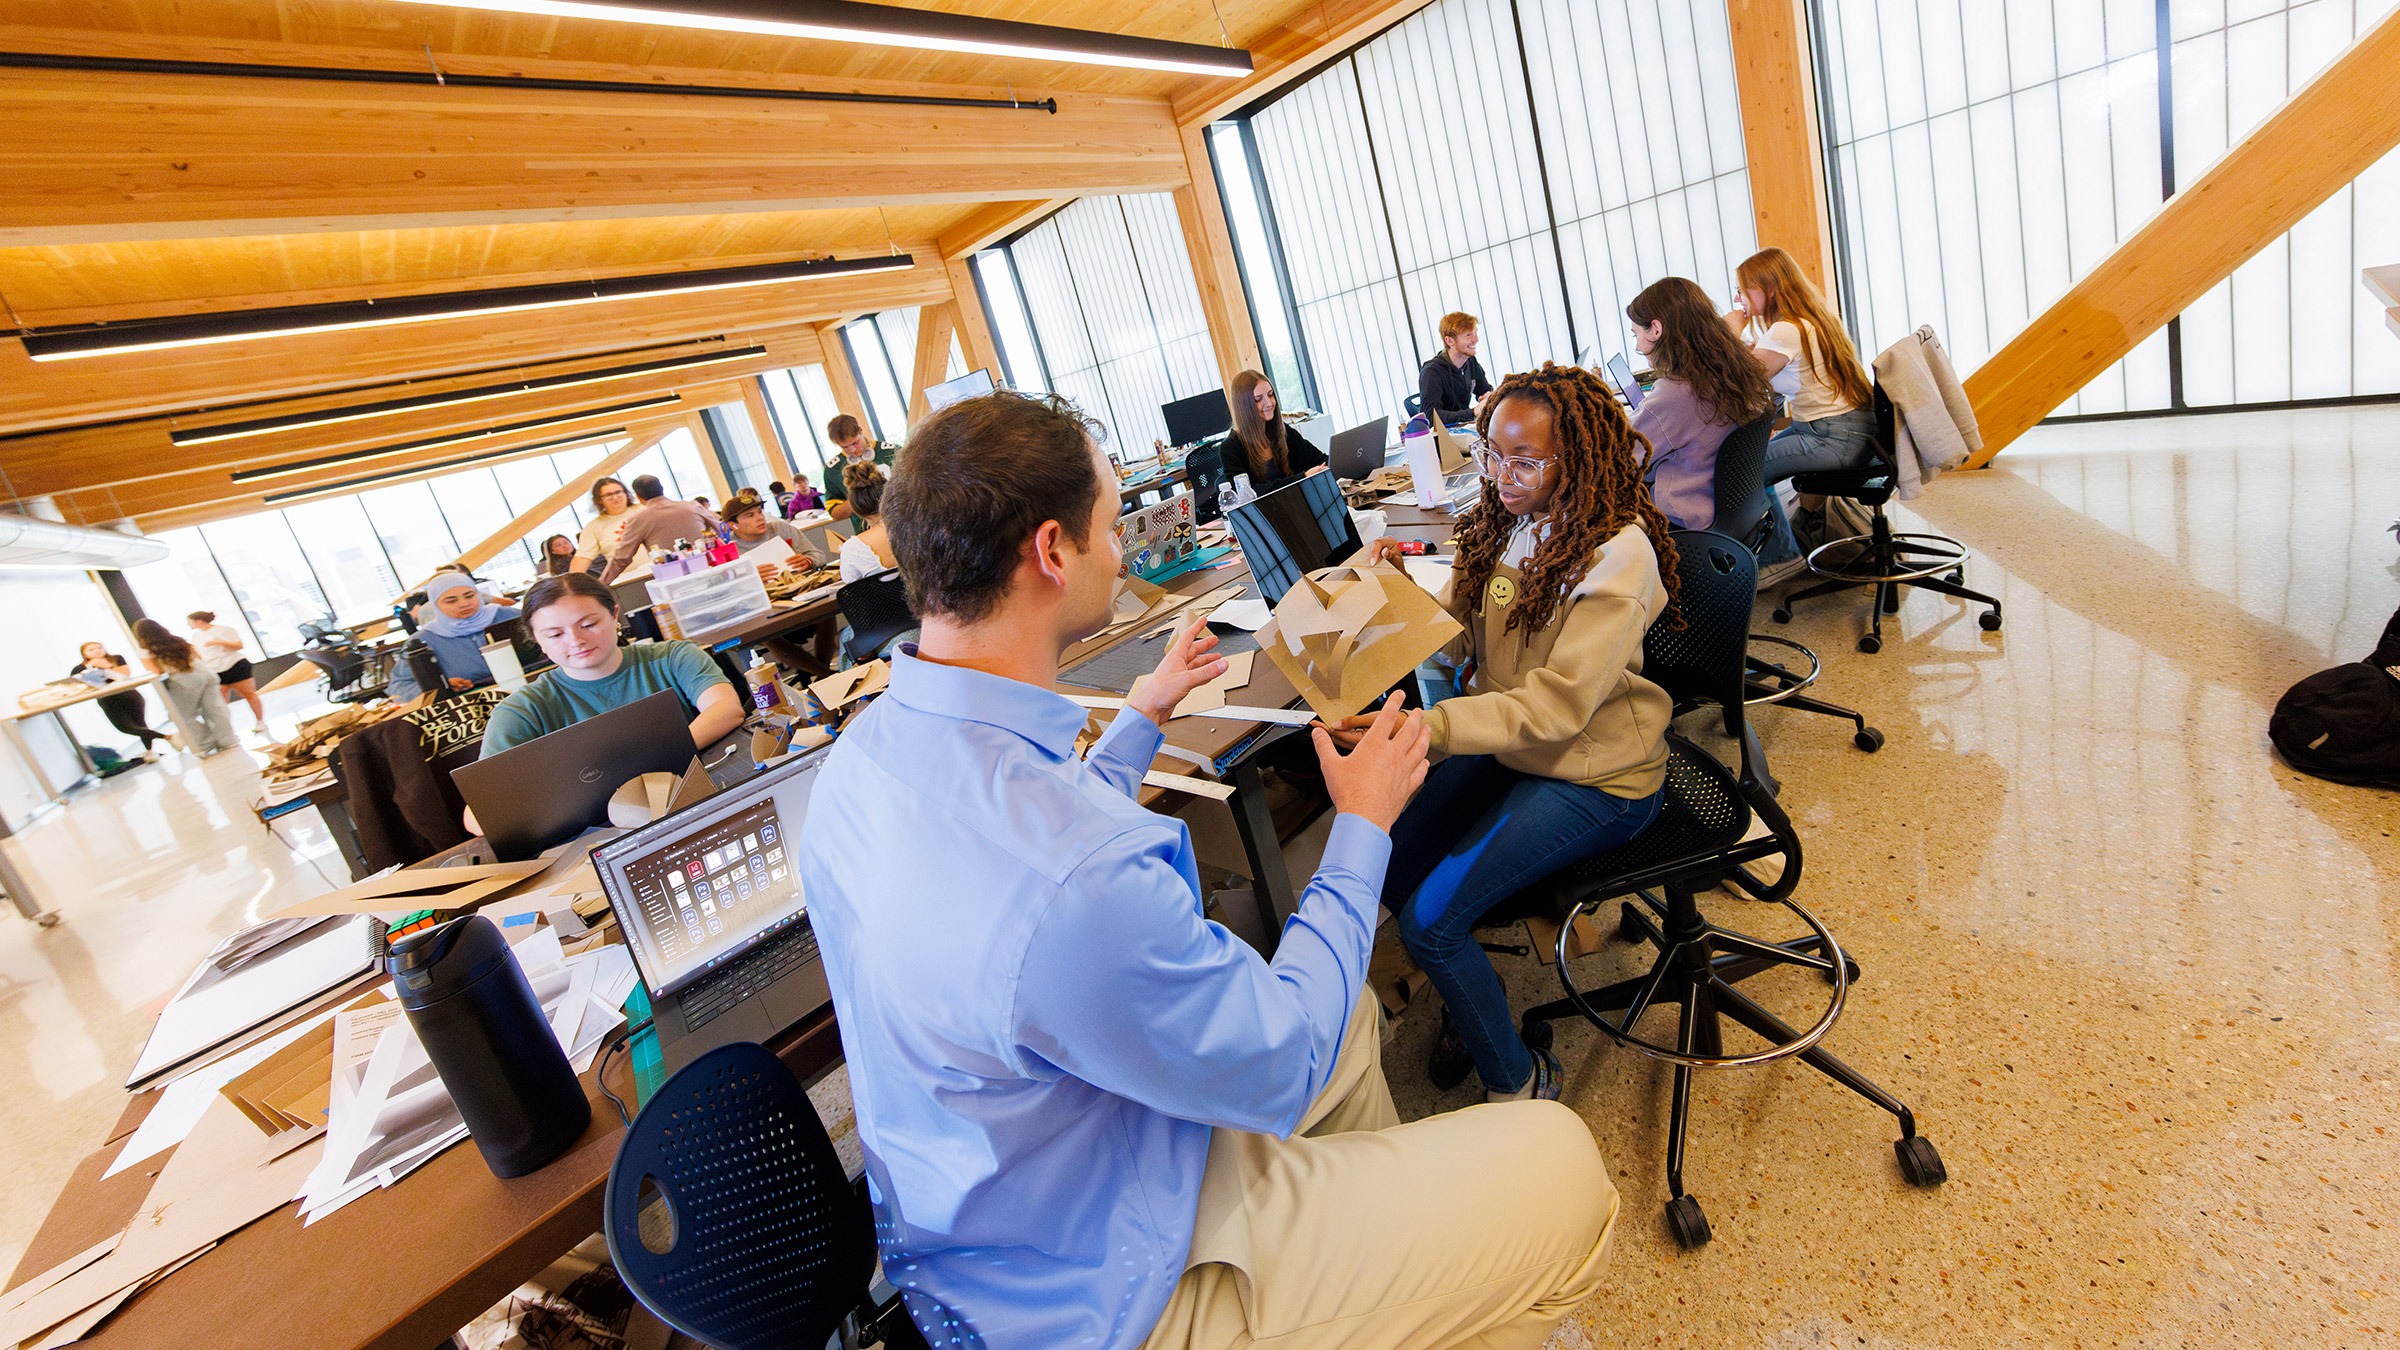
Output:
[1173, 123, 1265, 386]
[814, 323, 872, 435]
[937, 199, 1075, 257]
[1961, 7, 2400, 463]
[453, 430, 669, 571]
[1726, 0, 1836, 295]
[944, 258, 1006, 380]
[1172, 0, 1431, 127]
[907, 303, 961, 421]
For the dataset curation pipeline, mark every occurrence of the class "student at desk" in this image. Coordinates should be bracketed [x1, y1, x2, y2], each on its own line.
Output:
[387, 573, 522, 702]
[1726, 246, 1876, 558]
[1349, 363, 1676, 1102]
[798, 391, 1616, 1350]
[1417, 310, 1494, 426]
[479, 572, 743, 755]
[834, 465, 897, 583]
[1626, 277, 1776, 530]
[1227, 368, 1326, 493]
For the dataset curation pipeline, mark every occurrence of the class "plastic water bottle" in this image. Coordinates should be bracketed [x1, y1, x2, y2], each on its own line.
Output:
[1218, 480, 1240, 516]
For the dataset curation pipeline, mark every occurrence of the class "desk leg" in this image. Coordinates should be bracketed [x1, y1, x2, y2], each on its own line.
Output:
[315, 796, 370, 881]
[1229, 759, 1297, 955]
[0, 840, 58, 925]
[0, 718, 66, 803]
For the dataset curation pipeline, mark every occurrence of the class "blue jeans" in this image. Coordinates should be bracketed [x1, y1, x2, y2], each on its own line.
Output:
[1759, 407, 1876, 565]
[1384, 755, 1664, 1092]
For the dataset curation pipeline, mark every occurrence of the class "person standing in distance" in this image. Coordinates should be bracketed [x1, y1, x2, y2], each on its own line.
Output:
[797, 391, 1618, 1350]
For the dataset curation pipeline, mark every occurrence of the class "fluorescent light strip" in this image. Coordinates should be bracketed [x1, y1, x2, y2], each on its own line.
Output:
[173, 346, 764, 447]
[259, 430, 632, 505]
[23, 254, 914, 362]
[229, 395, 682, 483]
[386, 0, 1253, 76]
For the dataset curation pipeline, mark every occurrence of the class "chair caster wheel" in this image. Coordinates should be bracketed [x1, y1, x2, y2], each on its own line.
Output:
[1519, 1018, 1554, 1053]
[1771, 607, 1792, 624]
[1947, 568, 1964, 584]
[1857, 634, 1882, 654]
[1979, 610, 2002, 631]
[1895, 1136, 1947, 1187]
[1853, 726, 1884, 752]
[1665, 1194, 1711, 1249]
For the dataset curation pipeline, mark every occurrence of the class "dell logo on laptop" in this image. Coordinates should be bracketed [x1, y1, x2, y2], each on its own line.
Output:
[579, 766, 604, 784]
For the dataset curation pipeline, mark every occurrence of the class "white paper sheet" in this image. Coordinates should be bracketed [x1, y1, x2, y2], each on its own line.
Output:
[1210, 598, 1272, 631]
[1178, 705, 1321, 726]
[1402, 556, 1454, 595]
[126, 916, 374, 1088]
[1142, 770, 1236, 800]
[106, 1013, 330, 1179]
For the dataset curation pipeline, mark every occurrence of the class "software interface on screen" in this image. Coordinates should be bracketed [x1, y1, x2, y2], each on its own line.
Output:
[605, 759, 822, 993]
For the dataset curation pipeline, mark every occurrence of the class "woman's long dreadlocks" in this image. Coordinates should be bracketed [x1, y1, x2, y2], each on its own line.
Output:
[1450, 362, 1682, 638]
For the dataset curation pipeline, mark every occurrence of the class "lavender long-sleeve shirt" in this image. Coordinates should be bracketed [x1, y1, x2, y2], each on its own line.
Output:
[1632, 375, 1738, 531]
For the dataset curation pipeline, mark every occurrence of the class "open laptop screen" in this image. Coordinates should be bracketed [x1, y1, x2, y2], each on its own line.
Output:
[591, 748, 830, 996]
[1607, 353, 1645, 410]
[1225, 470, 1361, 604]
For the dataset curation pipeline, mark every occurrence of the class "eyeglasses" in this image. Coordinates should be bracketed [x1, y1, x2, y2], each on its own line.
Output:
[1472, 446, 1554, 488]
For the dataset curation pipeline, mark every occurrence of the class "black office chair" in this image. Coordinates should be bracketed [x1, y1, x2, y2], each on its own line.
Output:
[1712, 411, 1883, 753]
[604, 1042, 925, 1350]
[838, 570, 916, 665]
[298, 645, 387, 704]
[1186, 440, 1230, 524]
[1477, 530, 1945, 1248]
[1770, 385, 2002, 653]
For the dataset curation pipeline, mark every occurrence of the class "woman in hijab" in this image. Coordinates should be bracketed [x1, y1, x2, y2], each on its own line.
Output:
[387, 572, 522, 701]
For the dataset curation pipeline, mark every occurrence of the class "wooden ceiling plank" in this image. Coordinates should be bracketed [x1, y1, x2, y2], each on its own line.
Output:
[1171, 0, 1431, 127]
[936, 198, 1077, 258]
[452, 429, 670, 572]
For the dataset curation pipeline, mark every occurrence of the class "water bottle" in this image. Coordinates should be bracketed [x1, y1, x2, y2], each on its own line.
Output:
[1217, 480, 1240, 516]
[388, 916, 590, 1178]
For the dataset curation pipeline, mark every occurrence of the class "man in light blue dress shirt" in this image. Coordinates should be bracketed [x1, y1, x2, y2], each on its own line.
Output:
[799, 393, 1617, 1349]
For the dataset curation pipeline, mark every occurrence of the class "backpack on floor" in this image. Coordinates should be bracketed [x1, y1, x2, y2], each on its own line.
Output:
[2269, 604, 2400, 790]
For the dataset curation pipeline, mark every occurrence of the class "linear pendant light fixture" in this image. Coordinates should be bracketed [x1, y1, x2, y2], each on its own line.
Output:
[259, 429, 634, 505]
[172, 345, 767, 447]
[385, 0, 1253, 77]
[20, 255, 913, 362]
[229, 395, 683, 484]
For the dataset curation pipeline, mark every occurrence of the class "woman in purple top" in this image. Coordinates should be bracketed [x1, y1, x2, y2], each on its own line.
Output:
[1624, 277, 1776, 530]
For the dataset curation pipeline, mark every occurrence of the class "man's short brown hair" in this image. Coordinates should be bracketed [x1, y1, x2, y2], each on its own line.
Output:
[1439, 311, 1479, 340]
[884, 393, 1105, 625]
[827, 414, 863, 443]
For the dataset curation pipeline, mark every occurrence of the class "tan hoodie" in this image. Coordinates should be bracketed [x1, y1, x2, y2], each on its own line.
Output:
[1421, 519, 1671, 797]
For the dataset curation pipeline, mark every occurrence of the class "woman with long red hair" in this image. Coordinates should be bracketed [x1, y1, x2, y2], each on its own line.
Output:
[1727, 246, 1876, 555]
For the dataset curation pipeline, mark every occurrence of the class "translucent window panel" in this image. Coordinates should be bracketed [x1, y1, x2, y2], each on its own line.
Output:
[700, 403, 774, 495]
[120, 527, 261, 654]
[659, 427, 715, 502]
[1209, 124, 1311, 404]
[490, 454, 570, 523]
[355, 481, 462, 589]
[281, 497, 401, 623]
[200, 517, 329, 654]
[1120, 193, 1212, 352]
[1251, 65, 1400, 306]
[762, 368, 840, 478]
[974, 252, 1049, 392]
[1051, 199, 1156, 364]
[1293, 280, 1416, 434]
[843, 320, 910, 442]
[1010, 224, 1096, 373]
[432, 468, 536, 577]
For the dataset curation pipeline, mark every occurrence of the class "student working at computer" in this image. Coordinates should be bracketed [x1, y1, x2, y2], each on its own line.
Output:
[1417, 310, 1494, 426]
[1627, 277, 1776, 530]
[1226, 369, 1327, 494]
[1347, 363, 1677, 1103]
[479, 572, 743, 755]
[797, 390, 1616, 1350]
[1726, 246, 1876, 557]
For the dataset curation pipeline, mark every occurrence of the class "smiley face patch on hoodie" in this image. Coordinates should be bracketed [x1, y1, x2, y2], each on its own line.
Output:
[1487, 574, 1517, 610]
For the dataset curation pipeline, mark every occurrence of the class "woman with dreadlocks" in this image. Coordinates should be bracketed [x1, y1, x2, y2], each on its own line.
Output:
[1336, 362, 1679, 1102]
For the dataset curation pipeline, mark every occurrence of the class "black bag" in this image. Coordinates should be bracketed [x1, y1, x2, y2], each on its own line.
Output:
[2269, 604, 2400, 789]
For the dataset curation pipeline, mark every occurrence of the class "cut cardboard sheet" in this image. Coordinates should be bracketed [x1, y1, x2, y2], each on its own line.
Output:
[262, 858, 551, 920]
[1128, 651, 1255, 718]
[806, 660, 888, 717]
[1257, 563, 1463, 720]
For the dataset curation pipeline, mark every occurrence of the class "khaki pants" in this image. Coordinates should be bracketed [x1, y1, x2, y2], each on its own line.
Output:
[1143, 995, 1618, 1349]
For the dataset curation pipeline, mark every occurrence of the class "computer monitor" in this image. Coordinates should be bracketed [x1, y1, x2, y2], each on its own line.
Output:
[1162, 390, 1234, 448]
[1224, 470, 1362, 604]
[589, 746, 829, 997]
[451, 691, 698, 861]
[925, 368, 996, 413]
[1607, 353, 1645, 411]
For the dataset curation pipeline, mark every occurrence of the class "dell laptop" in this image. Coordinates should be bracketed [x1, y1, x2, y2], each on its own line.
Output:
[1328, 416, 1392, 481]
[451, 690, 699, 862]
[589, 745, 835, 1077]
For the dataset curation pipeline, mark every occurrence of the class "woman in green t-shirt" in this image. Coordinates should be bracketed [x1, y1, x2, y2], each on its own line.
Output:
[480, 572, 744, 756]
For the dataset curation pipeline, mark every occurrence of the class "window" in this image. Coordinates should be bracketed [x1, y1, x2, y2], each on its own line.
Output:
[356, 481, 462, 588]
[974, 252, 1050, 393]
[198, 516, 330, 654]
[700, 403, 776, 497]
[118, 527, 261, 654]
[762, 367, 843, 482]
[842, 320, 912, 440]
[280, 497, 402, 624]
[658, 426, 716, 503]
[1209, 121, 1312, 405]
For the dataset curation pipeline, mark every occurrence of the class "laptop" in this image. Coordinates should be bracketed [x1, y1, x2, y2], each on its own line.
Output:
[925, 367, 995, 412]
[1607, 353, 1646, 411]
[588, 747, 835, 1077]
[1224, 469, 1362, 604]
[1328, 416, 1392, 480]
[451, 690, 699, 862]
[1162, 390, 1234, 448]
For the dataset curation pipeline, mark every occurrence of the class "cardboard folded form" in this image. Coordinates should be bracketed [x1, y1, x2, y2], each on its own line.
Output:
[1257, 563, 1463, 720]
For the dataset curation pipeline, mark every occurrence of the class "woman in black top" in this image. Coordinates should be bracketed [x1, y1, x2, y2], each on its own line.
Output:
[1227, 369, 1327, 495]
[73, 641, 169, 757]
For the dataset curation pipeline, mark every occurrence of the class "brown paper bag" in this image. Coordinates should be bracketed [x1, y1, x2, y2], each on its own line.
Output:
[1255, 563, 1463, 720]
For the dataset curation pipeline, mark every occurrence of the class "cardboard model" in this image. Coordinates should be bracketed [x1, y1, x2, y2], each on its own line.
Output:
[1257, 563, 1463, 720]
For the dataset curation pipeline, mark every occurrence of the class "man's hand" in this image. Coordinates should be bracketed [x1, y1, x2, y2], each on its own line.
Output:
[1311, 691, 1428, 832]
[1124, 612, 1226, 729]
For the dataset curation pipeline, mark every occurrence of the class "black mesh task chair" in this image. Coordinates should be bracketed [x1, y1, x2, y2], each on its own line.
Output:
[1473, 530, 1945, 1248]
[605, 1042, 926, 1349]
[838, 570, 916, 665]
[1712, 411, 1884, 753]
[298, 645, 388, 704]
[1770, 385, 2002, 653]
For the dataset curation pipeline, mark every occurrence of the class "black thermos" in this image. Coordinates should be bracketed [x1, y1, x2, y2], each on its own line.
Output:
[388, 916, 590, 1178]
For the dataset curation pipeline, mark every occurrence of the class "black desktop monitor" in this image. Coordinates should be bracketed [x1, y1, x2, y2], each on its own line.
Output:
[925, 368, 996, 412]
[1162, 390, 1234, 448]
[1224, 470, 1361, 604]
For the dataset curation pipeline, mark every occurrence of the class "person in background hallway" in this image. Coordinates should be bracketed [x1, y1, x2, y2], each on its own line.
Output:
[387, 573, 523, 702]
[1227, 370, 1327, 495]
[799, 389, 1616, 1349]
[571, 476, 636, 574]
[823, 415, 900, 524]
[135, 619, 236, 756]
[186, 611, 266, 734]
[1344, 363, 1674, 1104]
[1626, 278, 1777, 531]
[787, 474, 824, 514]
[1726, 246, 1875, 561]
[1419, 311, 1494, 427]
[601, 475, 724, 583]
[539, 534, 578, 576]
[72, 642, 167, 759]
[835, 465, 898, 583]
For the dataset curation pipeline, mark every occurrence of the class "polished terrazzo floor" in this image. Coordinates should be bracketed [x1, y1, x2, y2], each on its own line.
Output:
[3, 407, 2394, 1346]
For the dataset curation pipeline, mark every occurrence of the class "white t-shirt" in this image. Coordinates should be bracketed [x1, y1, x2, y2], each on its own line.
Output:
[839, 533, 893, 584]
[192, 624, 247, 673]
[1753, 320, 1857, 422]
[575, 512, 631, 562]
